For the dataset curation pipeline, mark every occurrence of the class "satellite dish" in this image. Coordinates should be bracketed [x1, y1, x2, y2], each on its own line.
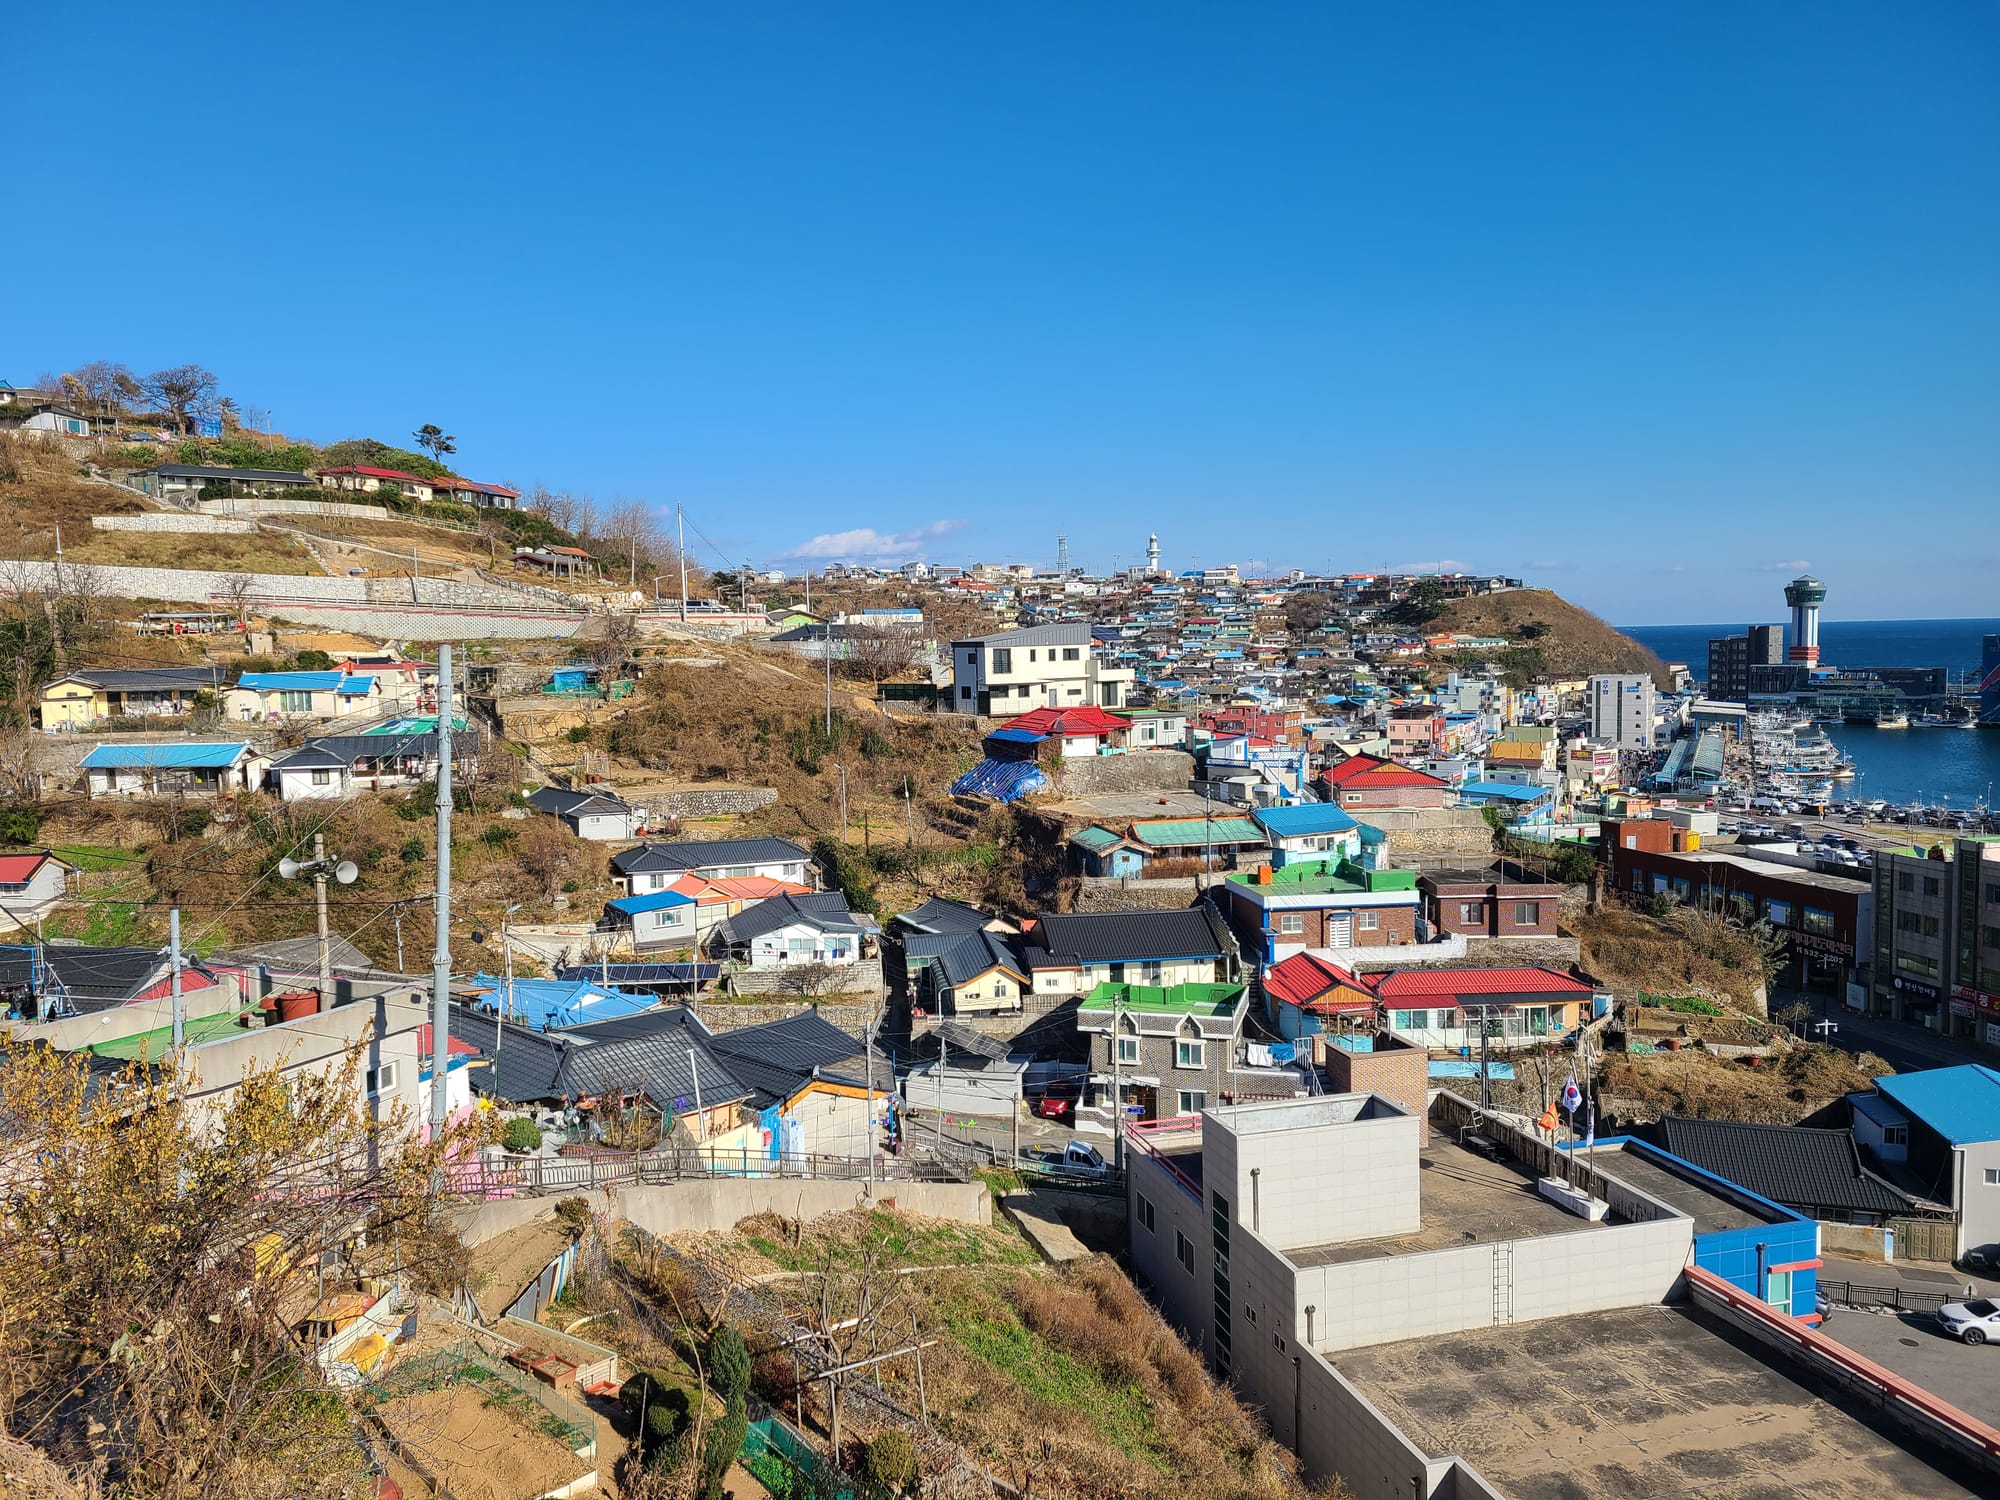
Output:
[334, 861, 359, 885]
[277, 857, 300, 880]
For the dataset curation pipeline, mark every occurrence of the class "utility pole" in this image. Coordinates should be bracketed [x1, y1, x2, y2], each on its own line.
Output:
[904, 777, 914, 845]
[169, 907, 184, 1053]
[431, 644, 454, 1143]
[833, 762, 847, 839]
[677, 503, 688, 622]
[629, 532, 637, 588]
[279, 834, 356, 1012]
[825, 641, 834, 737]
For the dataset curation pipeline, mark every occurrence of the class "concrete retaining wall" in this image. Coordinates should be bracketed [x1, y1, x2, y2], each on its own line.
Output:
[1051, 749, 1193, 798]
[1072, 875, 1202, 912]
[92, 513, 259, 535]
[197, 498, 391, 520]
[453, 1176, 988, 1247]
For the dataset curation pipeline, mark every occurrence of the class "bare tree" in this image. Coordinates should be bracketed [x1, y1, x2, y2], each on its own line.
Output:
[840, 623, 925, 685]
[518, 818, 586, 902]
[216, 572, 255, 628]
[140, 364, 221, 436]
[776, 961, 842, 1001]
[0, 725, 44, 802]
[588, 608, 640, 671]
[70, 361, 138, 430]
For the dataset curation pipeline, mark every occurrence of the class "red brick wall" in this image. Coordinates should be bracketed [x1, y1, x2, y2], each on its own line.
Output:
[1323, 1040, 1430, 1144]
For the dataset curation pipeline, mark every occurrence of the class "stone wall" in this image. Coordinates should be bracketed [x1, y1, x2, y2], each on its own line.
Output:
[658, 787, 778, 821]
[1072, 875, 1203, 911]
[1350, 806, 1494, 858]
[1462, 934, 1584, 969]
[92, 514, 258, 535]
[0, 558, 365, 603]
[719, 958, 884, 1002]
[693, 999, 877, 1039]
[1050, 749, 1193, 798]
[196, 498, 390, 520]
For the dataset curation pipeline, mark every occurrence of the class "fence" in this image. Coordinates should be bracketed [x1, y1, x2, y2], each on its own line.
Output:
[454, 1146, 947, 1199]
[1888, 1215, 1959, 1264]
[1820, 1279, 1953, 1314]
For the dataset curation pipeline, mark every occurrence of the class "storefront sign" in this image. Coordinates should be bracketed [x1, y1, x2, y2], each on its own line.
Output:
[1892, 974, 1943, 1001]
[1952, 985, 2000, 1017]
[1785, 930, 1854, 959]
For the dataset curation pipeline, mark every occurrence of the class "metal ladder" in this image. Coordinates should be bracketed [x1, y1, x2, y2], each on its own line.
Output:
[1491, 1242, 1515, 1326]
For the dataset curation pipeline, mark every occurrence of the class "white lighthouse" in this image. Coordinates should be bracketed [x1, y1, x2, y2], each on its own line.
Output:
[1146, 533, 1161, 576]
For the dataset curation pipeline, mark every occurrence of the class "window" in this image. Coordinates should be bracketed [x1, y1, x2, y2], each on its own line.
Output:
[1278, 913, 1304, 935]
[279, 690, 314, 713]
[310, 768, 331, 786]
[364, 1062, 398, 1096]
[1139, 961, 1163, 984]
[1897, 953, 1941, 978]
[1984, 925, 2000, 950]
[1177, 1089, 1207, 1115]
[1176, 1230, 1195, 1273]
[959, 686, 972, 700]
[1897, 910, 1924, 934]
[1358, 911, 1380, 931]
[1115, 1036, 1140, 1065]
[1765, 1269, 1792, 1311]
[1923, 876, 1941, 897]
[1458, 902, 1483, 923]
[1514, 901, 1541, 926]
[1802, 907, 1834, 937]
[964, 652, 977, 666]
[1137, 1193, 1156, 1232]
[1175, 1038, 1206, 1069]
[1898, 872, 1914, 893]
[1244, 1303, 1258, 1326]
[991, 648, 1012, 674]
[1062, 647, 1080, 661]
[1390, 1009, 1431, 1031]
[1987, 883, 2000, 907]
[1028, 649, 1037, 662]
[1985, 1169, 2000, 1187]
[1883, 1124, 1908, 1147]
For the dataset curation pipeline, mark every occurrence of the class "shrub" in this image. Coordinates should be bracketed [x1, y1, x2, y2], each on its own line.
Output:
[479, 823, 518, 848]
[567, 725, 593, 743]
[500, 1117, 543, 1152]
[291, 649, 335, 670]
[553, 1196, 592, 1241]
[0, 804, 40, 844]
[864, 1431, 917, 1493]
[399, 835, 425, 863]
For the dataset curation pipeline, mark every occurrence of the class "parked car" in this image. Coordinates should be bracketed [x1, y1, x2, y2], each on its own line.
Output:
[1026, 1140, 1110, 1176]
[1935, 1298, 2000, 1345]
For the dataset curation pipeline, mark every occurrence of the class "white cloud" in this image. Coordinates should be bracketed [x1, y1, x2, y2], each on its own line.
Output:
[784, 519, 967, 562]
[1760, 559, 1812, 572]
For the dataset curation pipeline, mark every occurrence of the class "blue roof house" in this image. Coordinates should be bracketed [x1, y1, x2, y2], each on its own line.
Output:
[80, 741, 266, 798]
[1862, 1065, 2000, 1262]
[1251, 803, 1364, 868]
[457, 972, 660, 1030]
[604, 888, 698, 953]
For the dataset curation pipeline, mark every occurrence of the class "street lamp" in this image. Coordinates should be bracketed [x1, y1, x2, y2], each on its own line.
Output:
[278, 833, 358, 1011]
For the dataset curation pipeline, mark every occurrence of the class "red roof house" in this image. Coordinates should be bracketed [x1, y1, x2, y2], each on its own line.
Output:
[0, 850, 73, 927]
[1263, 952, 1376, 1015]
[996, 705, 1132, 756]
[1319, 753, 1452, 810]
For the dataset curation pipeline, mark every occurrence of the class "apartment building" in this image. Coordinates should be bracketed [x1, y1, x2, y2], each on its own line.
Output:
[1869, 838, 2000, 1041]
[1587, 673, 1655, 751]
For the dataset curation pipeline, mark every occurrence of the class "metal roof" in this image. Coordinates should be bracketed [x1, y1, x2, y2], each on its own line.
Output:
[718, 892, 871, 945]
[1029, 906, 1230, 965]
[51, 666, 221, 692]
[933, 931, 1027, 987]
[135, 464, 313, 481]
[79, 742, 253, 770]
[1870, 1066, 2000, 1147]
[555, 963, 719, 987]
[607, 890, 696, 915]
[531, 784, 633, 817]
[951, 622, 1091, 648]
[235, 671, 372, 693]
[452, 1003, 750, 1109]
[1252, 804, 1360, 837]
[890, 898, 996, 936]
[1128, 816, 1264, 849]
[706, 1010, 873, 1108]
[1368, 967, 1592, 999]
[456, 973, 661, 1030]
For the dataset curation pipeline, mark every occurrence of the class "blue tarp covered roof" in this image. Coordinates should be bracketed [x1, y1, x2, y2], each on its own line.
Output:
[607, 890, 697, 915]
[236, 671, 372, 693]
[986, 728, 1046, 744]
[1252, 804, 1360, 837]
[458, 972, 660, 1030]
[950, 758, 1049, 803]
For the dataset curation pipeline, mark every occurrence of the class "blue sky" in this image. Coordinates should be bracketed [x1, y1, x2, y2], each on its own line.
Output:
[8, 4, 1996, 624]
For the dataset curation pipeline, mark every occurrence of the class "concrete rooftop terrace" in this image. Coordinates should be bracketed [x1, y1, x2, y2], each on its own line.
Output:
[1338, 1304, 1983, 1499]
[1574, 1142, 1769, 1235]
[1286, 1137, 1620, 1267]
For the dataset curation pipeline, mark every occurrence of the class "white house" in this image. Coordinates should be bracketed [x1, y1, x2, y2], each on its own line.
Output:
[224, 671, 380, 725]
[711, 893, 875, 970]
[265, 731, 463, 803]
[79, 742, 266, 798]
[313, 465, 437, 502]
[529, 785, 644, 840]
[0, 852, 75, 933]
[947, 622, 1135, 715]
[18, 405, 90, 437]
[612, 837, 814, 894]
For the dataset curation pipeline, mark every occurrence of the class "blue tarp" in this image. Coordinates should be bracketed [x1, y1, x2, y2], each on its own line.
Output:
[950, 758, 1049, 803]
[1428, 1060, 1517, 1080]
[459, 972, 659, 1030]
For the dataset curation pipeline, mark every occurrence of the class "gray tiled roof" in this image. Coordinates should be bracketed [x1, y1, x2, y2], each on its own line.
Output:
[1657, 1115, 1912, 1218]
[612, 837, 811, 876]
[451, 1003, 751, 1110]
[706, 1010, 874, 1108]
[717, 893, 871, 946]
[58, 666, 223, 692]
[891, 897, 996, 936]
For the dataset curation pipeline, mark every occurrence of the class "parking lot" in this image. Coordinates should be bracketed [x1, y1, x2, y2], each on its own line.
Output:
[1821, 1305, 2000, 1427]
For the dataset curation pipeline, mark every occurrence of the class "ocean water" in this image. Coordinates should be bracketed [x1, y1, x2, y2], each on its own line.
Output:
[1621, 617, 2000, 809]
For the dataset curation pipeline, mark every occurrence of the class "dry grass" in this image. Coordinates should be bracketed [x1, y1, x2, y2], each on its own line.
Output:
[1570, 899, 1776, 1012]
[64, 527, 323, 575]
[1601, 1043, 1890, 1126]
[1428, 589, 1667, 685]
[0, 434, 143, 555]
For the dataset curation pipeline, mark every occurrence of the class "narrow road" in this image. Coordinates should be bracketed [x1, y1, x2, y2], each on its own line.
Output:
[1769, 983, 2000, 1076]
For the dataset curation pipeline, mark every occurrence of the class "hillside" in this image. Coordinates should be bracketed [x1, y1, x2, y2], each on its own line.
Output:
[1428, 588, 1668, 685]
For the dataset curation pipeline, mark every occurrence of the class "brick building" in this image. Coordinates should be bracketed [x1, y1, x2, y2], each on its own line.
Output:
[1318, 754, 1452, 811]
[1216, 859, 1420, 964]
[1417, 866, 1564, 940]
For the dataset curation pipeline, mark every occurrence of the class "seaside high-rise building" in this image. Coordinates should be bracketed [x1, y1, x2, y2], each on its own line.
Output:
[1706, 625, 1786, 702]
[1784, 574, 1827, 665]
